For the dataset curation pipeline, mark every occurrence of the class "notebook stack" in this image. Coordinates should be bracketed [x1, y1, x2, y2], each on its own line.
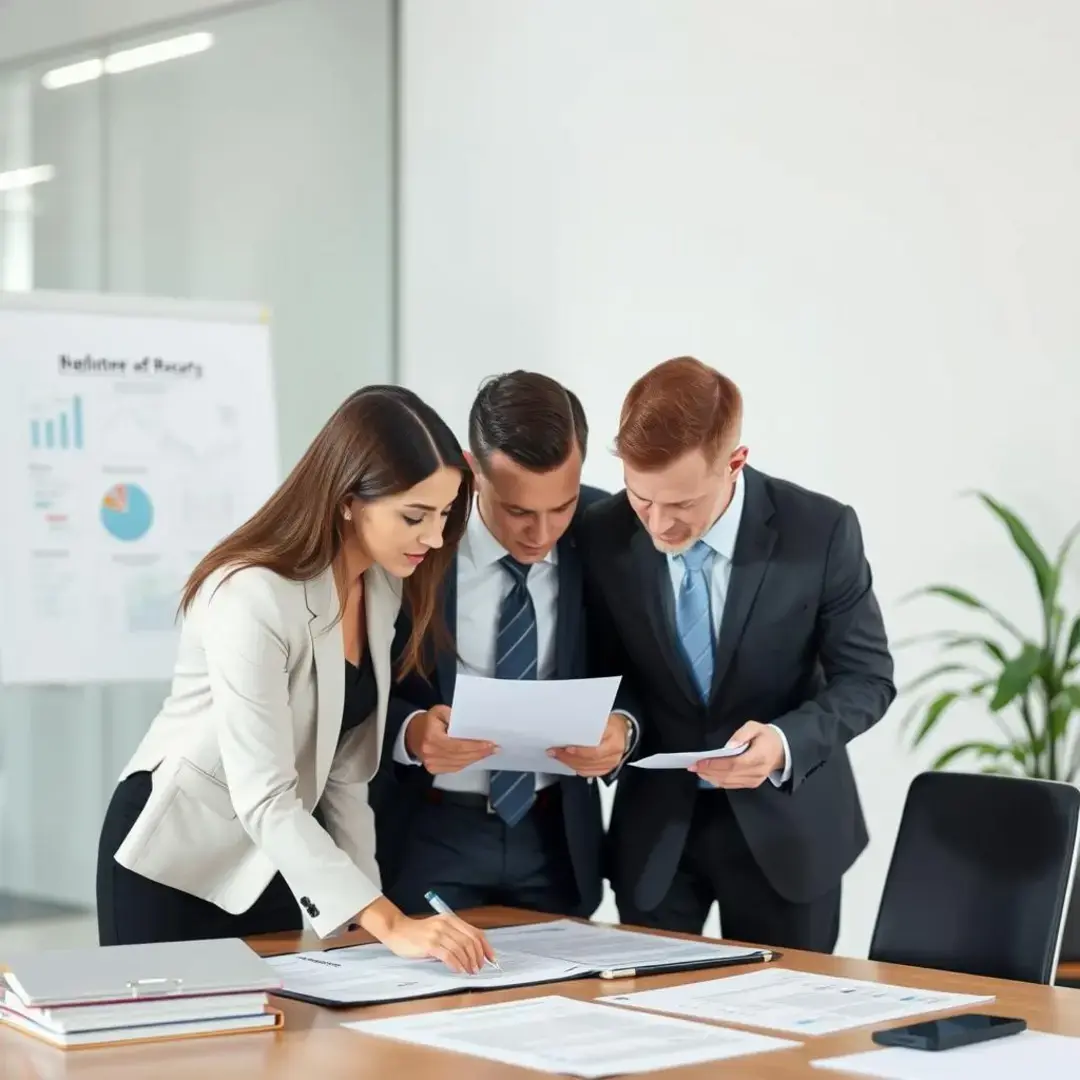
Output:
[0, 937, 283, 1049]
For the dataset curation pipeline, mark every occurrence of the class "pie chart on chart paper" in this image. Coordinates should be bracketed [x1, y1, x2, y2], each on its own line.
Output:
[100, 482, 154, 542]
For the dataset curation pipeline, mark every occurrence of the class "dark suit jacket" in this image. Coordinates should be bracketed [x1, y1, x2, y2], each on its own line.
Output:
[578, 465, 895, 913]
[372, 484, 631, 917]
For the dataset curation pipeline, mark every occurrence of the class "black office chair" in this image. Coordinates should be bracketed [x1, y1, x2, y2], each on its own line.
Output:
[869, 771, 1080, 984]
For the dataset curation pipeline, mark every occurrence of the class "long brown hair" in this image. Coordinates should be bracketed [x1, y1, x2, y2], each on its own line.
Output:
[180, 385, 472, 675]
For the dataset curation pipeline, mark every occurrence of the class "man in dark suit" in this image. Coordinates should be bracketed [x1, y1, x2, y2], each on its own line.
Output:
[373, 371, 638, 918]
[579, 356, 895, 952]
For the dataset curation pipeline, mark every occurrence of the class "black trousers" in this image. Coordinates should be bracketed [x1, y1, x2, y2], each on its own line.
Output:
[616, 788, 841, 953]
[385, 787, 580, 917]
[96, 771, 302, 946]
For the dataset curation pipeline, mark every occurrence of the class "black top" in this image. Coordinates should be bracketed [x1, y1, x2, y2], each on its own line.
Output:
[341, 652, 378, 740]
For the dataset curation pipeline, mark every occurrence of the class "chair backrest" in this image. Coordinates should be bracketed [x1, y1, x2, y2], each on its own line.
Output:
[869, 771, 1080, 984]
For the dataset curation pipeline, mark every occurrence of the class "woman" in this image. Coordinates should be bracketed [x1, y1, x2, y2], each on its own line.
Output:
[96, 385, 493, 974]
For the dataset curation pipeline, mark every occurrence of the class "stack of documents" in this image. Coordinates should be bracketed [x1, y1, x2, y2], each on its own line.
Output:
[267, 918, 773, 1006]
[0, 938, 283, 1049]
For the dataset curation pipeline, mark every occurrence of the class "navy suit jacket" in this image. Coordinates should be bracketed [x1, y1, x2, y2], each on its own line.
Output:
[371, 485, 635, 916]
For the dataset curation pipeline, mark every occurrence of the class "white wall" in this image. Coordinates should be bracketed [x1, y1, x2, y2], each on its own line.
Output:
[400, 0, 1080, 955]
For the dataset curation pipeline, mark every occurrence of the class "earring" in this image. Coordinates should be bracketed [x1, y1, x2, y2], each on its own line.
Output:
[343, 509, 353, 521]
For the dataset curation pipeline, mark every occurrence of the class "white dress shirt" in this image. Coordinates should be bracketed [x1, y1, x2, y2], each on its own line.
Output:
[393, 503, 563, 792]
[667, 471, 792, 786]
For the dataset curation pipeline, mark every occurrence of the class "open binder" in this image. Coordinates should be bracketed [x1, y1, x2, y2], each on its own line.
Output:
[266, 918, 779, 1008]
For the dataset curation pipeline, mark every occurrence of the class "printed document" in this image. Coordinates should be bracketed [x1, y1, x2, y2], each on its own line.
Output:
[265, 945, 589, 1006]
[812, 1031, 1080, 1079]
[487, 918, 766, 970]
[631, 745, 748, 769]
[605, 968, 994, 1035]
[345, 994, 798, 1077]
[447, 674, 621, 774]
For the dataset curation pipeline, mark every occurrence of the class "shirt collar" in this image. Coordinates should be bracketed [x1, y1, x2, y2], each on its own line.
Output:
[459, 499, 559, 569]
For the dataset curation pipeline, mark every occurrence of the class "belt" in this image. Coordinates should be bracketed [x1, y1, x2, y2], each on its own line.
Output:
[423, 784, 561, 815]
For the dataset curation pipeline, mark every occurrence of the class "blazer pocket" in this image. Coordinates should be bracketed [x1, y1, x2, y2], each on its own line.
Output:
[174, 758, 238, 820]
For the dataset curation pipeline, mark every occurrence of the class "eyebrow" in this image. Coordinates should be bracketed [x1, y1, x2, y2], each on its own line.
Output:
[405, 502, 437, 511]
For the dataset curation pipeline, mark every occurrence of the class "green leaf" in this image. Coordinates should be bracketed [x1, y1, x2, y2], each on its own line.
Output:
[912, 691, 961, 746]
[974, 492, 1056, 606]
[989, 645, 1044, 711]
[1064, 615, 1080, 665]
[904, 585, 1026, 641]
[939, 634, 1008, 666]
[900, 662, 983, 694]
[930, 741, 1009, 770]
[1055, 520, 1080, 574]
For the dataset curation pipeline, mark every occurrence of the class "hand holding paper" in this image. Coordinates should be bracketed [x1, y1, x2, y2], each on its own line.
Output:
[691, 722, 785, 789]
[447, 675, 621, 775]
[404, 704, 496, 774]
[548, 713, 630, 777]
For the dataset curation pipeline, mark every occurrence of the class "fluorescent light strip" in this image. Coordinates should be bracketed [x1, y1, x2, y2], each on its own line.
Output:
[0, 165, 56, 192]
[42, 33, 213, 90]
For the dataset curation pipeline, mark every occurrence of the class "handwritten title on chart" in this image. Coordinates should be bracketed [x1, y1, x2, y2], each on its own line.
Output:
[56, 353, 204, 378]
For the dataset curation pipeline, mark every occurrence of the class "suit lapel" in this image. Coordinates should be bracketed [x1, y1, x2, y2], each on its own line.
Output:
[305, 568, 344, 792]
[710, 468, 777, 699]
[436, 558, 458, 700]
[364, 566, 398, 767]
[554, 533, 582, 678]
[631, 526, 698, 704]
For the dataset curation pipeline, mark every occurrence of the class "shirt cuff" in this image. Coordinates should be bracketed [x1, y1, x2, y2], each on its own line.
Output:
[612, 709, 640, 761]
[392, 711, 426, 766]
[767, 723, 792, 787]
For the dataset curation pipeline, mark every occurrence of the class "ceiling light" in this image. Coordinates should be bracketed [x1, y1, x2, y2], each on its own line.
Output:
[41, 60, 104, 90]
[41, 32, 213, 90]
[0, 165, 56, 192]
[104, 32, 213, 74]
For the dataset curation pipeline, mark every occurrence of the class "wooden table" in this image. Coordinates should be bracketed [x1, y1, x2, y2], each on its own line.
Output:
[3, 907, 1079, 1078]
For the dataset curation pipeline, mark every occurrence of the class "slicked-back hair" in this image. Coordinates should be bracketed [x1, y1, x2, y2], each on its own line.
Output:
[468, 370, 588, 473]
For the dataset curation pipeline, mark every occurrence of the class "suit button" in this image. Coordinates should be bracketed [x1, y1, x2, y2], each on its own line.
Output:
[309, 904, 320, 917]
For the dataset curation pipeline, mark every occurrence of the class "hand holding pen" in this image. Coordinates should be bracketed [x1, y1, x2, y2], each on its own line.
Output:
[425, 890, 503, 973]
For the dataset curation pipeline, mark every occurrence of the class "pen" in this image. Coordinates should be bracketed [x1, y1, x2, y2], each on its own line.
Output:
[424, 890, 502, 972]
[598, 950, 777, 980]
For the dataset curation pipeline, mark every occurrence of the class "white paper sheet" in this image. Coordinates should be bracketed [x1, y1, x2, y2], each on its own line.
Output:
[605, 968, 995, 1035]
[345, 994, 798, 1077]
[265, 944, 590, 1005]
[447, 674, 621, 774]
[811, 1031, 1080, 1078]
[631, 744, 749, 769]
[487, 918, 767, 972]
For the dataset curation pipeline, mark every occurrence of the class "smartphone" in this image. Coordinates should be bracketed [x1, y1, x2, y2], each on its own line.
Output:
[872, 1014, 1026, 1052]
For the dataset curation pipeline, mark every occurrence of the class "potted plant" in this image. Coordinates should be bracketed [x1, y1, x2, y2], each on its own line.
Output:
[899, 493, 1080, 974]
[900, 493, 1080, 779]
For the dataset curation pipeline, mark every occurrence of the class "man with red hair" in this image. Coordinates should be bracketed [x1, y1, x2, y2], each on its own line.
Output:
[581, 356, 894, 952]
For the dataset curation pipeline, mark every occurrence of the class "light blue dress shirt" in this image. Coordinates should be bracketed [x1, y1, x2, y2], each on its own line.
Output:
[666, 471, 792, 786]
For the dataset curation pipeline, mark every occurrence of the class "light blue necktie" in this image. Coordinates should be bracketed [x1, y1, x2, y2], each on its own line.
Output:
[488, 556, 537, 826]
[676, 540, 716, 701]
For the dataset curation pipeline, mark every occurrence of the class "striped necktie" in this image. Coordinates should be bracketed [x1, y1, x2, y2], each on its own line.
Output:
[676, 540, 716, 701]
[488, 555, 538, 826]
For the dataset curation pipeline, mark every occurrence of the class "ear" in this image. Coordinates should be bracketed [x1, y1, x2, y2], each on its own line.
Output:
[464, 451, 483, 480]
[729, 445, 750, 474]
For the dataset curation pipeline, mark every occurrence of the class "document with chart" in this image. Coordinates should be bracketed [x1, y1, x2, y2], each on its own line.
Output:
[604, 968, 995, 1036]
[345, 995, 798, 1077]
[0, 293, 278, 684]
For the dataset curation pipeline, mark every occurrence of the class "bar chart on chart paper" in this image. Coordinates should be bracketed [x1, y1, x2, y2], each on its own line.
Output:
[0, 297, 279, 684]
[29, 395, 85, 451]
